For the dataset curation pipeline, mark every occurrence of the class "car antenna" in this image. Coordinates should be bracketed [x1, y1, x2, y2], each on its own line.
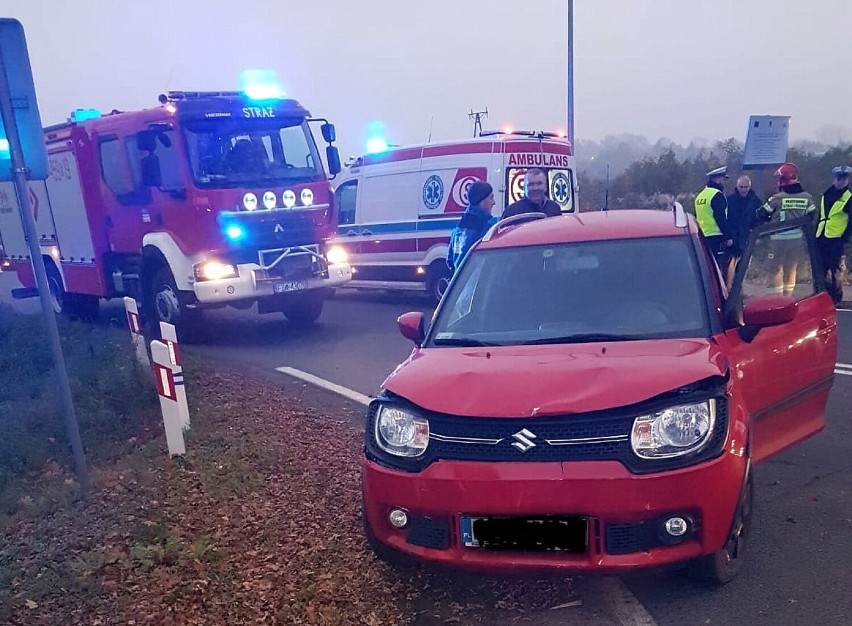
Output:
[602, 163, 610, 211]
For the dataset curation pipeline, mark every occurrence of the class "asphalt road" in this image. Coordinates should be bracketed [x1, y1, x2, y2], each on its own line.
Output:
[2, 273, 851, 625]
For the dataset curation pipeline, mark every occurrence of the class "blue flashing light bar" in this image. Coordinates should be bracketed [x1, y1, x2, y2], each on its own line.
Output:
[366, 137, 389, 154]
[0, 139, 9, 154]
[240, 69, 286, 101]
[71, 108, 101, 122]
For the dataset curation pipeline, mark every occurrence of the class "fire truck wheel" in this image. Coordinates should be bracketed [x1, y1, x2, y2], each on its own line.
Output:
[147, 265, 202, 337]
[282, 291, 324, 326]
[426, 262, 452, 306]
[45, 264, 66, 316]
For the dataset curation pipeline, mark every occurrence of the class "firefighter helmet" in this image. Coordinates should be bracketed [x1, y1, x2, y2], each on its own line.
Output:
[774, 163, 799, 186]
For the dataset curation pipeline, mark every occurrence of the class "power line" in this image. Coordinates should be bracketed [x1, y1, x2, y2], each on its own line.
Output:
[468, 108, 488, 138]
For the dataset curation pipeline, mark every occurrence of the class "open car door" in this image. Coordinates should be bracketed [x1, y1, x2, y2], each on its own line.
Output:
[723, 218, 837, 463]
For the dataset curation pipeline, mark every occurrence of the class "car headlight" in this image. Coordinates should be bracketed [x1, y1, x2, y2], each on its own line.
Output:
[194, 260, 238, 281]
[631, 399, 716, 459]
[326, 245, 348, 266]
[375, 404, 429, 457]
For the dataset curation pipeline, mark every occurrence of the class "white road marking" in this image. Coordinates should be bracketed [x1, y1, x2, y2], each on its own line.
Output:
[274, 366, 371, 405]
[836, 363, 852, 377]
[272, 366, 659, 626]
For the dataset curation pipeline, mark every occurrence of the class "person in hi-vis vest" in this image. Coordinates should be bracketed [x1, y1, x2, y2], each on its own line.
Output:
[816, 165, 852, 304]
[694, 166, 732, 267]
[757, 162, 817, 296]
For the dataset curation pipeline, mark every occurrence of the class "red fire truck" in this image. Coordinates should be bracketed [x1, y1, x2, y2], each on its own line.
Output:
[0, 90, 351, 333]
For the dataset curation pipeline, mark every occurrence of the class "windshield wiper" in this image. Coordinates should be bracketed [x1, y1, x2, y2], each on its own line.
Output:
[432, 337, 501, 347]
[523, 333, 641, 345]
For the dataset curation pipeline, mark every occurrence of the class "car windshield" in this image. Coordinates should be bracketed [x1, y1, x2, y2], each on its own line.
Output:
[429, 237, 710, 347]
[182, 118, 322, 189]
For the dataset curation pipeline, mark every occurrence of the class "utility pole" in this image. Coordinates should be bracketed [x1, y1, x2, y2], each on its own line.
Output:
[567, 0, 574, 147]
[468, 108, 488, 138]
[0, 27, 89, 496]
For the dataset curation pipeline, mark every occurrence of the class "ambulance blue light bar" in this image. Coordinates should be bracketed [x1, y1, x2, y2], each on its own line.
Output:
[366, 137, 389, 154]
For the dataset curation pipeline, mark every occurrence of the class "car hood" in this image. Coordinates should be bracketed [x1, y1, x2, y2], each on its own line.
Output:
[382, 339, 728, 417]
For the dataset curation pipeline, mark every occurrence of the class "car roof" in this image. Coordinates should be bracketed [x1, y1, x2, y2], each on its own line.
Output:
[478, 209, 699, 249]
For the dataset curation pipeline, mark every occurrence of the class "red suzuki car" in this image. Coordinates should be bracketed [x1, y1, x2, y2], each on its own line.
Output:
[361, 208, 838, 584]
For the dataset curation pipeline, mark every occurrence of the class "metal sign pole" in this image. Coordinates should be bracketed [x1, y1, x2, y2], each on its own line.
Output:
[0, 50, 89, 495]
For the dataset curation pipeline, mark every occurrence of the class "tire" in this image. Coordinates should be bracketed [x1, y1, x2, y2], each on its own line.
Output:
[426, 262, 452, 306]
[685, 472, 753, 585]
[45, 264, 66, 316]
[146, 264, 202, 340]
[282, 290, 324, 326]
[44, 264, 100, 321]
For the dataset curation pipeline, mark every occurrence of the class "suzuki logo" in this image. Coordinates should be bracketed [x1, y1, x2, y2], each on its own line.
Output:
[511, 428, 537, 452]
[274, 224, 285, 233]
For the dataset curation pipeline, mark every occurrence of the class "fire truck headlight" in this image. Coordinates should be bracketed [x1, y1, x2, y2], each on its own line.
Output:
[282, 190, 296, 208]
[194, 261, 238, 282]
[243, 192, 258, 211]
[262, 191, 277, 210]
[300, 188, 314, 206]
[326, 245, 348, 266]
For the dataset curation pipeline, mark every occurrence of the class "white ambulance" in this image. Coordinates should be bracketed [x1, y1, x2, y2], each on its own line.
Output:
[330, 131, 577, 304]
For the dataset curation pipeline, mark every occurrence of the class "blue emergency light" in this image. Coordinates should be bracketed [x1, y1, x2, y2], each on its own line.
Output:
[71, 108, 101, 122]
[240, 69, 286, 101]
[225, 224, 246, 242]
[366, 137, 389, 154]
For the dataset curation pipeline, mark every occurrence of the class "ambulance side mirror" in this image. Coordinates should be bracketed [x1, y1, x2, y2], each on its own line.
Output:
[326, 146, 341, 176]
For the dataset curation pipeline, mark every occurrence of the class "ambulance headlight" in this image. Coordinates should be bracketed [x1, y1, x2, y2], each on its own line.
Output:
[375, 404, 429, 457]
[243, 192, 258, 211]
[326, 245, 348, 265]
[194, 260, 238, 282]
[262, 191, 277, 210]
[282, 189, 296, 208]
[300, 188, 314, 206]
[631, 399, 715, 459]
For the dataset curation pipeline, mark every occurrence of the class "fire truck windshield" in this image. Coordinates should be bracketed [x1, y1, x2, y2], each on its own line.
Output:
[183, 118, 323, 189]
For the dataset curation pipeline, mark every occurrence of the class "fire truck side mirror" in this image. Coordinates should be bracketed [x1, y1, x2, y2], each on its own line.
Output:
[136, 129, 157, 152]
[326, 146, 341, 176]
[141, 154, 163, 188]
[321, 122, 336, 143]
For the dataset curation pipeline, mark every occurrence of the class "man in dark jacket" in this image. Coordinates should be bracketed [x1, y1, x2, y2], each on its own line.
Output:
[725, 175, 762, 287]
[447, 181, 497, 275]
[501, 168, 561, 219]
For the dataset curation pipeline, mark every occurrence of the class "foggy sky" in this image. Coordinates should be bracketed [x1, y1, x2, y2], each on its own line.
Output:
[6, 0, 851, 160]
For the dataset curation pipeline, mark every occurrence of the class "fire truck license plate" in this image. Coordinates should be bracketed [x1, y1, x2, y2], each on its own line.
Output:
[274, 280, 307, 294]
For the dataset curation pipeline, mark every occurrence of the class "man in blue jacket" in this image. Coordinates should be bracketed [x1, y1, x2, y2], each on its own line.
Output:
[447, 181, 497, 275]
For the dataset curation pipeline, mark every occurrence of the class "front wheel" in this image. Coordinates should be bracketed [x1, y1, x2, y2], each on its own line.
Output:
[282, 290, 325, 326]
[685, 472, 753, 585]
[146, 265, 202, 339]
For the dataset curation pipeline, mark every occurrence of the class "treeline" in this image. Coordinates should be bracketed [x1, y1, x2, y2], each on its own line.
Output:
[576, 139, 852, 212]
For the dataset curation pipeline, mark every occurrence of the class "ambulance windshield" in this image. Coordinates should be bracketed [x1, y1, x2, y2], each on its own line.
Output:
[182, 118, 323, 189]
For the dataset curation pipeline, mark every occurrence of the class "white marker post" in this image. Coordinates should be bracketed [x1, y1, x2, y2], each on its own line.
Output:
[124, 297, 150, 369]
[159, 321, 190, 431]
[150, 340, 186, 457]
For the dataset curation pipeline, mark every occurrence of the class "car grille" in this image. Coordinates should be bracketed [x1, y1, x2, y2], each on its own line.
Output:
[365, 394, 728, 475]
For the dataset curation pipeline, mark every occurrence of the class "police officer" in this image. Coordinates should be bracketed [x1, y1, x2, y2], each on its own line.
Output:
[694, 166, 732, 265]
[815, 165, 852, 304]
[757, 162, 817, 296]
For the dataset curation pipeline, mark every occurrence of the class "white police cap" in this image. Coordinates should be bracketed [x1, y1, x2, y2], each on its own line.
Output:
[831, 165, 852, 177]
[706, 166, 729, 179]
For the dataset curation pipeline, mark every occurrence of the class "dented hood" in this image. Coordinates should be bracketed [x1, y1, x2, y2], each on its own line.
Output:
[383, 339, 727, 417]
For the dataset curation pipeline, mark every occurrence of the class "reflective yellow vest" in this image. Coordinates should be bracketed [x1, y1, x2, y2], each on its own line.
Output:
[816, 189, 852, 238]
[695, 187, 722, 236]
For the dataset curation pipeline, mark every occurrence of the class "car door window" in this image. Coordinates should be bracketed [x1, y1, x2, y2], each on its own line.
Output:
[740, 224, 816, 304]
[337, 181, 357, 226]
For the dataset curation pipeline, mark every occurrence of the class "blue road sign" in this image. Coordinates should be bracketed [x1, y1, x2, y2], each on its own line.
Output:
[0, 19, 48, 181]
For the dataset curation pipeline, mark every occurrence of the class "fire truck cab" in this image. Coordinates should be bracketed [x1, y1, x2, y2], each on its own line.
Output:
[0, 90, 351, 333]
[330, 131, 577, 304]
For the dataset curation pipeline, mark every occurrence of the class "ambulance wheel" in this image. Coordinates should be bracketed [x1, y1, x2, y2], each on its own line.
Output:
[147, 265, 203, 340]
[426, 262, 452, 306]
[282, 290, 324, 326]
[685, 472, 753, 585]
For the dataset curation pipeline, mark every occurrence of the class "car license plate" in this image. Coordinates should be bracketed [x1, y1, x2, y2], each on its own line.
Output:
[274, 280, 307, 294]
[460, 515, 587, 552]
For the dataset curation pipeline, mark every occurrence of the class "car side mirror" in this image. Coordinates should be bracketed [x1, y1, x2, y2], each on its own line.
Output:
[397, 311, 425, 346]
[742, 294, 797, 328]
[326, 145, 341, 176]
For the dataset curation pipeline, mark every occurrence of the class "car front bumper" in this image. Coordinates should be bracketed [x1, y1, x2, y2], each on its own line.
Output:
[362, 451, 746, 574]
